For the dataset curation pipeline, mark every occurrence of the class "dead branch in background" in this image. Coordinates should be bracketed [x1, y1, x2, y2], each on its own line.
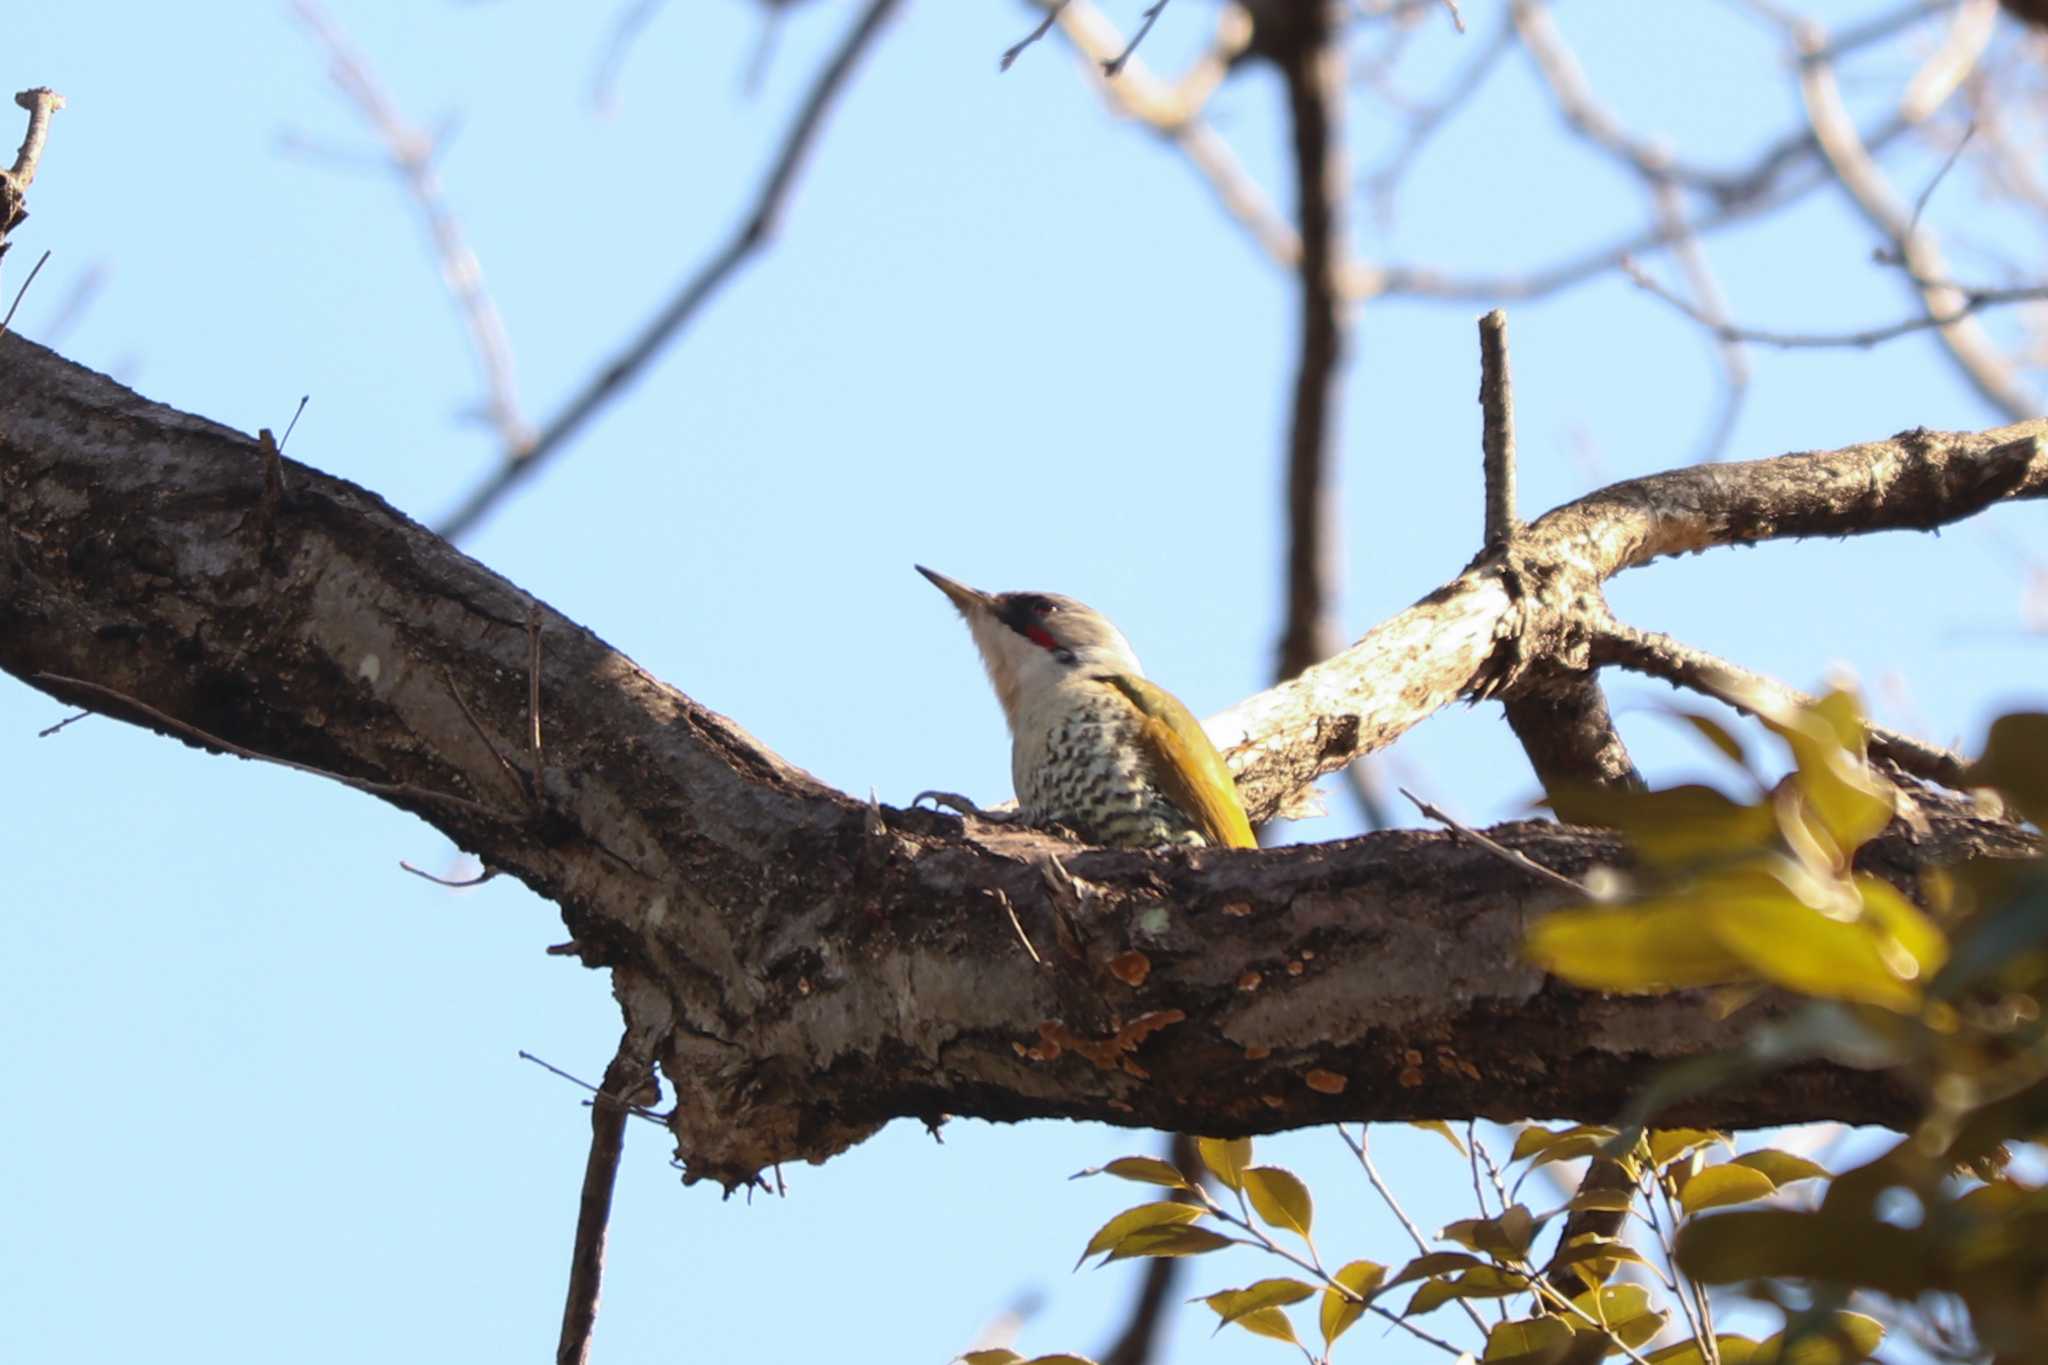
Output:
[0, 87, 65, 268]
[435, 0, 902, 542]
[291, 3, 534, 455]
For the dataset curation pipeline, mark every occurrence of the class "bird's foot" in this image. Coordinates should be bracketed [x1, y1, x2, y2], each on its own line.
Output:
[912, 790, 1020, 824]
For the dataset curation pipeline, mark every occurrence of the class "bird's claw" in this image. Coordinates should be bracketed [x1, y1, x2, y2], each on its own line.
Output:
[912, 790, 1017, 823]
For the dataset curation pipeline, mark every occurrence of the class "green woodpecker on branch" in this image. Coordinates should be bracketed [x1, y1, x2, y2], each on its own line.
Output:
[916, 566, 1255, 851]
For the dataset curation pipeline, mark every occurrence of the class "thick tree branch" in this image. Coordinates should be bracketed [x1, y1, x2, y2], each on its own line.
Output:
[3, 337, 2042, 1187]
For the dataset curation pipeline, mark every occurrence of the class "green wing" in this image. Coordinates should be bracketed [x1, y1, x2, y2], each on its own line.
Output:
[1101, 673, 1257, 850]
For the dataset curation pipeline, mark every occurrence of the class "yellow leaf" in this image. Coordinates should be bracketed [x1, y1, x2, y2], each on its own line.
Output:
[1318, 1259, 1385, 1348]
[1196, 1136, 1252, 1191]
[1083, 1156, 1191, 1189]
[1679, 1163, 1778, 1214]
[1200, 1278, 1316, 1331]
[1729, 1149, 1830, 1189]
[1103, 1223, 1231, 1262]
[1548, 782, 1778, 866]
[1648, 1129, 1729, 1170]
[959, 1352, 1024, 1365]
[1441, 1204, 1542, 1257]
[1695, 860, 1919, 1011]
[1511, 1125, 1564, 1162]
[1527, 1126, 1622, 1172]
[1075, 1201, 1205, 1268]
[1528, 901, 1750, 993]
[1410, 1119, 1467, 1154]
[1750, 1310, 1885, 1364]
[1407, 1266, 1528, 1316]
[1765, 690, 1895, 853]
[1669, 708, 1753, 772]
[1565, 1283, 1666, 1349]
[1677, 1210, 1934, 1297]
[1234, 1307, 1299, 1345]
[1853, 876, 1948, 980]
[1483, 1315, 1575, 1361]
[1021, 1357, 1102, 1365]
[1241, 1165, 1313, 1238]
[1384, 1250, 1489, 1288]
[1646, 1338, 1760, 1364]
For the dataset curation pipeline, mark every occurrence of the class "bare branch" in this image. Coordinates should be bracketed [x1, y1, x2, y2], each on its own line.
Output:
[437, 0, 903, 542]
[1625, 253, 2048, 351]
[1592, 622, 1974, 788]
[1274, 6, 1351, 684]
[292, 3, 533, 454]
[0, 87, 65, 266]
[556, 1043, 656, 1365]
[1795, 15, 2036, 417]
[1478, 309, 1517, 546]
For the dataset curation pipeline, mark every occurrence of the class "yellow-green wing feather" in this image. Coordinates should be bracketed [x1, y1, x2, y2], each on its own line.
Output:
[1101, 674, 1256, 850]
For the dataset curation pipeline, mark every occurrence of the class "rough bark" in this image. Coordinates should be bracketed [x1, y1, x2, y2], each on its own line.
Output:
[2, 334, 2041, 1187]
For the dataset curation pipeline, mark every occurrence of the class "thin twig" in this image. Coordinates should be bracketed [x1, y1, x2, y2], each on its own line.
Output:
[1103, 1, 1169, 76]
[400, 859, 497, 888]
[591, 0, 670, 111]
[1002, 0, 1070, 70]
[291, 3, 533, 453]
[1593, 622, 1975, 788]
[1648, 180, 1751, 463]
[34, 672, 497, 818]
[526, 601, 544, 760]
[1400, 788, 1587, 896]
[1, 247, 48, 333]
[35, 707, 89, 738]
[442, 665, 530, 802]
[1624, 254, 2048, 351]
[436, 0, 903, 542]
[1477, 309, 1517, 546]
[996, 889, 1043, 966]
[557, 1042, 653, 1365]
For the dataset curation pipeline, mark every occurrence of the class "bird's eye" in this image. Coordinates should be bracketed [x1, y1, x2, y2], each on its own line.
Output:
[1036, 598, 1057, 616]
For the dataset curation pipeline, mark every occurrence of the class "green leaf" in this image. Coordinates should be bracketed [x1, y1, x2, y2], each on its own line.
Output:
[1962, 711, 2048, 826]
[1679, 1163, 1778, 1214]
[1075, 1201, 1205, 1268]
[958, 1352, 1024, 1365]
[1406, 1265, 1528, 1316]
[1566, 1187, 1637, 1215]
[1241, 1165, 1313, 1238]
[1196, 1137, 1252, 1192]
[1729, 1149, 1830, 1189]
[1077, 1156, 1191, 1189]
[1318, 1259, 1385, 1348]
[1199, 1278, 1316, 1332]
[1648, 1129, 1728, 1171]
[1410, 1119, 1468, 1155]
[1483, 1315, 1575, 1361]
[1677, 1210, 1935, 1297]
[1546, 1237, 1648, 1280]
[1102, 1223, 1232, 1262]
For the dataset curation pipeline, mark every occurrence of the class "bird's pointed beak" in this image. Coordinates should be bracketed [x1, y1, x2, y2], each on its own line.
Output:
[916, 564, 993, 617]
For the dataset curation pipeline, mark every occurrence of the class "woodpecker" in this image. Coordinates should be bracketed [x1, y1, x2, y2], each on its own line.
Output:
[917, 566, 1255, 850]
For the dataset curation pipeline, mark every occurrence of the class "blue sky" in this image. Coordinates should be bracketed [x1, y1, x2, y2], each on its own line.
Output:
[3, 2, 2041, 1362]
